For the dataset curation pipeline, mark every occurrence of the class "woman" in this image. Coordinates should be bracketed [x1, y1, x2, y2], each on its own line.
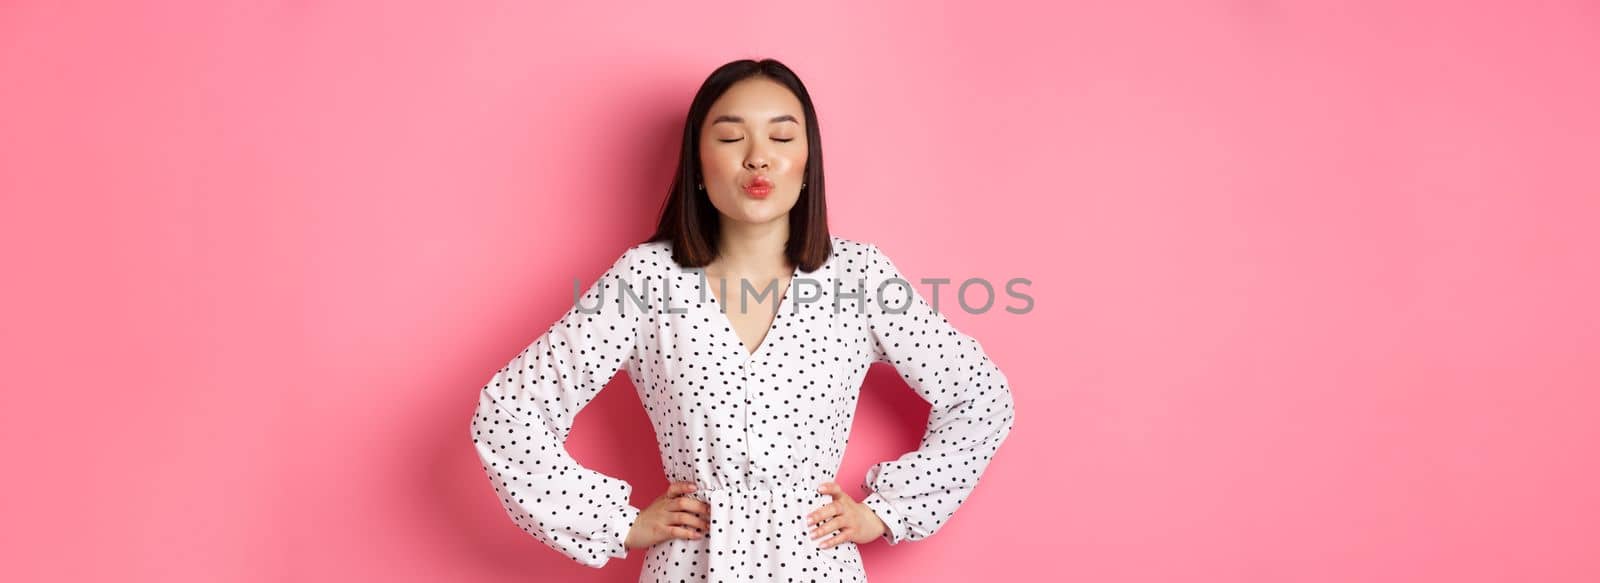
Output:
[470, 58, 1016, 581]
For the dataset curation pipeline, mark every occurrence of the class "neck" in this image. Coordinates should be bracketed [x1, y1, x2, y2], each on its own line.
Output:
[714, 215, 791, 275]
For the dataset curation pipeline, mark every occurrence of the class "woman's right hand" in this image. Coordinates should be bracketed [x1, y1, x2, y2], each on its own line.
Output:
[624, 481, 711, 551]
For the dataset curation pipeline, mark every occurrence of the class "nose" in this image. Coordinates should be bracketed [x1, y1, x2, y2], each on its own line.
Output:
[743, 157, 769, 171]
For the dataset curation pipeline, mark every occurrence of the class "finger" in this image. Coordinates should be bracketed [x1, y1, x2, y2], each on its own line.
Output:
[821, 482, 858, 505]
[805, 503, 836, 526]
[669, 525, 703, 540]
[675, 496, 710, 518]
[686, 498, 711, 515]
[818, 527, 853, 548]
[667, 481, 699, 497]
[811, 515, 849, 539]
[672, 510, 709, 531]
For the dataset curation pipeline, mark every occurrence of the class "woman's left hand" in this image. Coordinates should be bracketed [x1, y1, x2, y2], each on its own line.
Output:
[806, 481, 888, 548]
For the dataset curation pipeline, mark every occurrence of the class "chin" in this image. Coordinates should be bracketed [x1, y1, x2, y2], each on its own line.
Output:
[726, 212, 783, 226]
[713, 196, 799, 224]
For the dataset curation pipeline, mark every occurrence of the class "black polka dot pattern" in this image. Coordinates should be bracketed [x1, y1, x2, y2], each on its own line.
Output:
[469, 235, 1017, 580]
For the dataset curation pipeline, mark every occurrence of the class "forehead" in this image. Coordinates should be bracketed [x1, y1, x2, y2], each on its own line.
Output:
[705, 78, 805, 126]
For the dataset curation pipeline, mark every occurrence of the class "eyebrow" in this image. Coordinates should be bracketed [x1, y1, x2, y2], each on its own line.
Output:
[710, 114, 799, 126]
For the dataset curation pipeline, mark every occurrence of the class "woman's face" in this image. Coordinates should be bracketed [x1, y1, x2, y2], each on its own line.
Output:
[698, 77, 809, 228]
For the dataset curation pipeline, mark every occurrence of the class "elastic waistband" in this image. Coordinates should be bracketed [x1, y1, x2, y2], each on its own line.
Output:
[685, 483, 821, 501]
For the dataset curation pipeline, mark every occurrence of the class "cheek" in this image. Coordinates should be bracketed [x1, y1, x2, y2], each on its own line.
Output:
[699, 145, 737, 172]
[785, 150, 809, 176]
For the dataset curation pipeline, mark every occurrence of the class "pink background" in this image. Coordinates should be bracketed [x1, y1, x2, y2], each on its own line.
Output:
[3, 1, 1597, 581]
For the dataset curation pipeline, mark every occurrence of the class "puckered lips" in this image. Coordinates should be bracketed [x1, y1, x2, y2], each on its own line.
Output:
[743, 175, 773, 199]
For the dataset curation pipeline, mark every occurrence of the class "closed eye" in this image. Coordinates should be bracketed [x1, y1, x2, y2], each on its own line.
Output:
[717, 138, 796, 143]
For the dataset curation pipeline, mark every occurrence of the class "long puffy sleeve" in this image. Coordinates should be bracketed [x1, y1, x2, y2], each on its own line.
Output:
[856, 243, 1017, 545]
[470, 246, 648, 568]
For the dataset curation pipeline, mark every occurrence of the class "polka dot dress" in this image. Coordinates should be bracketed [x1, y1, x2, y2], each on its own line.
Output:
[470, 235, 1016, 581]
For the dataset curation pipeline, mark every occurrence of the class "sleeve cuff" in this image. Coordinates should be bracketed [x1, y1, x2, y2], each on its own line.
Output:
[605, 503, 642, 559]
[861, 491, 908, 545]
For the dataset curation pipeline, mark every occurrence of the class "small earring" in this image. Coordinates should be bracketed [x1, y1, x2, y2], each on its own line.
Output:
[802, 182, 807, 188]
[697, 183, 703, 190]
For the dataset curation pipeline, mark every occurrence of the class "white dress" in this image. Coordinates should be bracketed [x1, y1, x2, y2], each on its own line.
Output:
[469, 235, 1016, 581]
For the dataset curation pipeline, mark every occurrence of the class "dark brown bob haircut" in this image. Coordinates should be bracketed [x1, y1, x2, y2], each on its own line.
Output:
[644, 58, 833, 273]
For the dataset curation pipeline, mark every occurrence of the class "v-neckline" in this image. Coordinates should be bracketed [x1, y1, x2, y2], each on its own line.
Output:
[702, 262, 801, 361]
